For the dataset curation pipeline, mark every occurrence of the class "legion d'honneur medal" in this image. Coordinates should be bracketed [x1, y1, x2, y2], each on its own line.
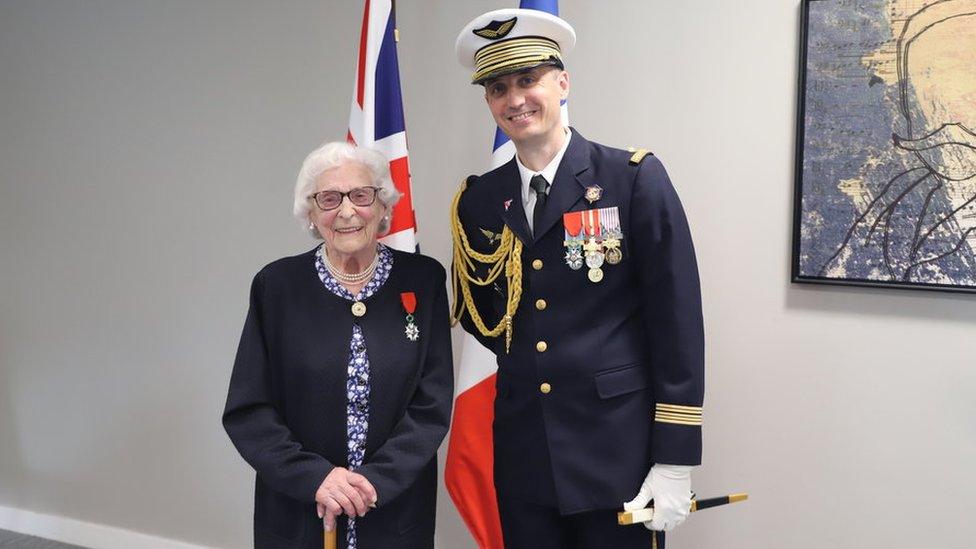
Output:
[562, 211, 584, 270]
[400, 292, 419, 341]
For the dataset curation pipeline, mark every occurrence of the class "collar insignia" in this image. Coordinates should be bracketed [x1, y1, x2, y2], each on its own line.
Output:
[584, 185, 603, 204]
[480, 227, 502, 246]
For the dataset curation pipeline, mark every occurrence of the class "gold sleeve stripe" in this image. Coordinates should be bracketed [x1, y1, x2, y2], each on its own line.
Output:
[654, 415, 702, 426]
[654, 403, 703, 426]
[656, 403, 703, 414]
[655, 412, 701, 421]
[656, 411, 702, 419]
[655, 418, 700, 426]
[655, 412, 702, 421]
[656, 411, 702, 418]
[655, 411, 702, 420]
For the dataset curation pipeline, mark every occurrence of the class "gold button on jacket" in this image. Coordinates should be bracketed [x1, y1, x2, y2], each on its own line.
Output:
[535, 299, 547, 310]
[532, 259, 543, 270]
[540, 382, 552, 394]
[536, 341, 548, 352]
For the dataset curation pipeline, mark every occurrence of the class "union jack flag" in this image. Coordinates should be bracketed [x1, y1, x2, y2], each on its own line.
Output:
[348, 0, 416, 252]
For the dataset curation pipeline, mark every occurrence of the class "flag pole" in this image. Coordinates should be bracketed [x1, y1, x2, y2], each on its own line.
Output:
[392, 0, 398, 42]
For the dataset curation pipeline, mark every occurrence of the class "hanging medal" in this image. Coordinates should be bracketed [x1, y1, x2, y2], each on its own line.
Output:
[400, 292, 419, 341]
[562, 211, 584, 270]
[582, 208, 605, 283]
[599, 207, 624, 265]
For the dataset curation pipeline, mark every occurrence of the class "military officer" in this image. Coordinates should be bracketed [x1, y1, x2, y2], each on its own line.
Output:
[451, 8, 705, 549]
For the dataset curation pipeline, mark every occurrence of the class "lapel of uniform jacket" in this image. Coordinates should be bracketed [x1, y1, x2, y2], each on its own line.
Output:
[533, 128, 591, 244]
[498, 158, 533, 246]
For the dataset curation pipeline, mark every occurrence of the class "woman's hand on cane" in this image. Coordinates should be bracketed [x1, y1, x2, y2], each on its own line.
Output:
[315, 468, 378, 531]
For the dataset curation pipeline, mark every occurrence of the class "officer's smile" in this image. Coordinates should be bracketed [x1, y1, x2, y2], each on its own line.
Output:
[508, 110, 537, 123]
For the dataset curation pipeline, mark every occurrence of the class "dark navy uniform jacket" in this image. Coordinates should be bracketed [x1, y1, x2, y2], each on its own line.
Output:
[456, 128, 704, 515]
[223, 249, 453, 548]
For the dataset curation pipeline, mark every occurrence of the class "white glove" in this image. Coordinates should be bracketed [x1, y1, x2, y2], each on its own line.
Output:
[622, 464, 693, 531]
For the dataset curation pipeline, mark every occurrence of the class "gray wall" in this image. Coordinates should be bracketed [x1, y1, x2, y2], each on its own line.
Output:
[1, 1, 974, 548]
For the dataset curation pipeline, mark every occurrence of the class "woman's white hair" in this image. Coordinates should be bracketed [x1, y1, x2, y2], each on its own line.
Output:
[293, 141, 403, 238]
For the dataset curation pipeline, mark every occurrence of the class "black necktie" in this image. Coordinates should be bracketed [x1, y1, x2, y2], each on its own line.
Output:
[530, 174, 549, 235]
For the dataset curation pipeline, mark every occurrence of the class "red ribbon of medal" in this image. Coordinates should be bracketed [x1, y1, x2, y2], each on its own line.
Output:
[563, 211, 583, 237]
[401, 292, 419, 341]
[582, 208, 602, 237]
[400, 292, 417, 314]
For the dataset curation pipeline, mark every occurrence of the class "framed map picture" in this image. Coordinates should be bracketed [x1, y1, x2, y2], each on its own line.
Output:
[792, 0, 976, 292]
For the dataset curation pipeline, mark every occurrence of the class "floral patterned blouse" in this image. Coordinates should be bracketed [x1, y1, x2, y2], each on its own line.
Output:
[314, 243, 393, 549]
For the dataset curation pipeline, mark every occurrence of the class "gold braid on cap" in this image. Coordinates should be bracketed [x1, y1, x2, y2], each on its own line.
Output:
[471, 36, 562, 84]
[450, 178, 523, 353]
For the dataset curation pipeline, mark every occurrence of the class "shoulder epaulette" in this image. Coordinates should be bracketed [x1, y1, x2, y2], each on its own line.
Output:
[627, 147, 653, 165]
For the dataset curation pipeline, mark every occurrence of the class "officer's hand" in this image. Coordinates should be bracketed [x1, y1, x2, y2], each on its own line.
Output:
[622, 464, 693, 531]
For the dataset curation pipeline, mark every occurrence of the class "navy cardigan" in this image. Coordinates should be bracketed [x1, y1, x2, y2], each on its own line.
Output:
[223, 247, 453, 548]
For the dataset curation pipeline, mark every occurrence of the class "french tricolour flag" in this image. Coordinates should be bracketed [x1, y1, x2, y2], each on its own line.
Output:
[348, 0, 416, 252]
[445, 1, 567, 547]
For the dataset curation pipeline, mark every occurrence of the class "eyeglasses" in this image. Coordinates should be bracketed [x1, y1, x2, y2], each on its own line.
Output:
[309, 186, 380, 211]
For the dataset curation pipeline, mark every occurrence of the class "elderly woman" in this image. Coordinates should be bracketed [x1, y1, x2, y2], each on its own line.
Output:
[223, 141, 453, 549]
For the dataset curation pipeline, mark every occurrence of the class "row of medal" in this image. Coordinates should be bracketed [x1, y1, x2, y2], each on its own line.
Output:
[563, 206, 624, 283]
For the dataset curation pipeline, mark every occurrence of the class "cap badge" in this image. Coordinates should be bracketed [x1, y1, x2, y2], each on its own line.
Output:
[584, 185, 603, 204]
[473, 17, 517, 40]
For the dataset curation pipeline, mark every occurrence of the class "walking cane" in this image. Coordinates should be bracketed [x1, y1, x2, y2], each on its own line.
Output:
[324, 529, 337, 549]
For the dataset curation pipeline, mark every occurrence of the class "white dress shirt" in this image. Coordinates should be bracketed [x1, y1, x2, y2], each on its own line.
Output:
[515, 128, 572, 232]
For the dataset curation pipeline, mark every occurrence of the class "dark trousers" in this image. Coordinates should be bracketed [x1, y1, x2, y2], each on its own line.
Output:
[497, 492, 666, 549]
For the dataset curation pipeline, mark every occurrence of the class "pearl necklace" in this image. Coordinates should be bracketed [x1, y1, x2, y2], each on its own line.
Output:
[324, 248, 379, 284]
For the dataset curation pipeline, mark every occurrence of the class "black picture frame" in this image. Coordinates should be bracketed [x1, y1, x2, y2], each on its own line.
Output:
[791, 0, 976, 294]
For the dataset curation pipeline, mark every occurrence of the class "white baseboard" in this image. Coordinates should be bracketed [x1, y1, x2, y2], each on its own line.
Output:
[0, 505, 213, 549]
